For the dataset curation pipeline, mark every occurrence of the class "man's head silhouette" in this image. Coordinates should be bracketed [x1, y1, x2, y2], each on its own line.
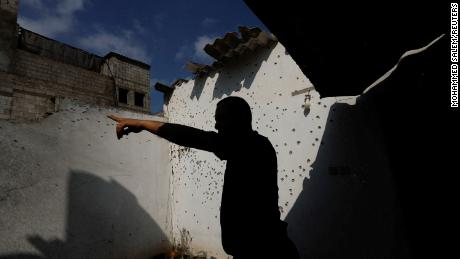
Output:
[215, 96, 252, 136]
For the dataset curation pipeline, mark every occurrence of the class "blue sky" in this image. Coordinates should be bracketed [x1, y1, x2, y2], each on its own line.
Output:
[17, 0, 269, 113]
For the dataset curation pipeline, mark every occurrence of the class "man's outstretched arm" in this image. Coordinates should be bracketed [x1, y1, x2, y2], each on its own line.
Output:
[107, 114, 218, 153]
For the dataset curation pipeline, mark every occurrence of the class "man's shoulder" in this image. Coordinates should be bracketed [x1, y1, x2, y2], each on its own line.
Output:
[252, 131, 275, 149]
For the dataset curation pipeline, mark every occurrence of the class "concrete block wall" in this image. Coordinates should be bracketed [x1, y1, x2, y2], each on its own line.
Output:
[1, 0, 152, 119]
[101, 56, 151, 113]
[102, 57, 150, 87]
[0, 50, 115, 120]
[0, 0, 18, 72]
[164, 42, 405, 258]
[0, 82, 13, 119]
[12, 50, 115, 103]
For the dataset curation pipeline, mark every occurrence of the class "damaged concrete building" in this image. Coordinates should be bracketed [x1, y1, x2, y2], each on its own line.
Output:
[1, 1, 171, 259]
[1, 0, 451, 259]
[0, 12, 151, 119]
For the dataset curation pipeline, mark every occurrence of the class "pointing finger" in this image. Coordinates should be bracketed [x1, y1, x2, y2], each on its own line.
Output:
[107, 114, 122, 122]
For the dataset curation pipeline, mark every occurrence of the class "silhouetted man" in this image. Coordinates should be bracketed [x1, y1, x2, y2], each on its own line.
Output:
[108, 96, 299, 258]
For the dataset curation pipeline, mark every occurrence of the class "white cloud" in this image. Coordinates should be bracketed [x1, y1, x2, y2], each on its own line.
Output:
[193, 35, 215, 61]
[175, 45, 190, 61]
[18, 0, 87, 37]
[174, 35, 216, 64]
[132, 19, 146, 34]
[78, 29, 151, 64]
[21, 0, 45, 9]
[153, 13, 167, 30]
[19, 15, 73, 36]
[56, 0, 84, 15]
[201, 17, 218, 27]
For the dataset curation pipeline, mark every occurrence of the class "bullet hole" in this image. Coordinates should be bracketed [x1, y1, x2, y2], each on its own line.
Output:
[312, 143, 315, 146]
[292, 128, 295, 132]
[284, 143, 287, 146]
[323, 105, 327, 108]
[318, 102, 321, 105]
[310, 130, 313, 133]
[274, 62, 278, 65]
[315, 138, 319, 141]
[13, 139, 18, 142]
[298, 165, 302, 169]
[303, 168, 306, 172]
[280, 76, 283, 79]
[316, 115, 320, 119]
[281, 177, 284, 181]
[318, 126, 322, 129]
[277, 55, 280, 58]
[88, 144, 91, 147]
[297, 141, 301, 144]
[21, 146, 25, 150]
[185, 210, 187, 213]
[291, 179, 295, 182]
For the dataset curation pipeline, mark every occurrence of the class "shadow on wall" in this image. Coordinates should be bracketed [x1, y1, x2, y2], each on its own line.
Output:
[285, 95, 409, 259]
[0, 170, 169, 259]
[189, 43, 276, 100]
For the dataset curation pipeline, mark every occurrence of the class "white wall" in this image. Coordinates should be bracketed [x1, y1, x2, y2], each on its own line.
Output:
[0, 98, 172, 259]
[165, 42, 405, 258]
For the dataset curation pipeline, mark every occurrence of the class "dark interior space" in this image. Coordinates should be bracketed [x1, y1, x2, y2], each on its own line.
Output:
[244, 1, 456, 258]
[118, 88, 128, 104]
[286, 96, 407, 258]
[135, 92, 145, 107]
[243, 1, 447, 97]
